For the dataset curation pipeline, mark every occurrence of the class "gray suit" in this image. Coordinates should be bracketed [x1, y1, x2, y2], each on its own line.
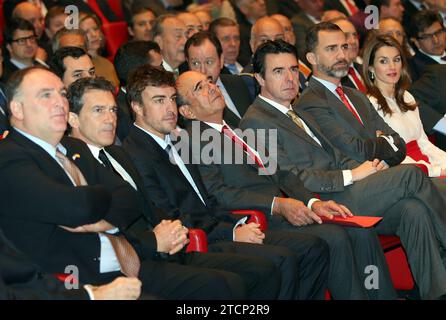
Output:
[240, 96, 446, 299]
[291, 11, 315, 63]
[297, 78, 407, 166]
[183, 119, 396, 300]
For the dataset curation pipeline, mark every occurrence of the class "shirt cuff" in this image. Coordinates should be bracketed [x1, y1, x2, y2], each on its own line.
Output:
[84, 285, 95, 300]
[380, 135, 398, 152]
[271, 197, 276, 215]
[307, 198, 321, 210]
[342, 170, 353, 186]
[233, 216, 248, 241]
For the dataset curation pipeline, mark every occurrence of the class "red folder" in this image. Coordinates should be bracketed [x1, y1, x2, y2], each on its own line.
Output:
[321, 215, 383, 228]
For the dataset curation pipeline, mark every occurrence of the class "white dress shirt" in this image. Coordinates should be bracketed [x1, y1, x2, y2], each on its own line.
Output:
[14, 128, 121, 274]
[216, 77, 242, 119]
[134, 124, 206, 205]
[369, 91, 446, 177]
[87, 144, 138, 190]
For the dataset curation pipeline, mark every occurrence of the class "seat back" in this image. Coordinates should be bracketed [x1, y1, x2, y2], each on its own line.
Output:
[87, 0, 109, 24]
[106, 0, 124, 20]
[101, 21, 129, 60]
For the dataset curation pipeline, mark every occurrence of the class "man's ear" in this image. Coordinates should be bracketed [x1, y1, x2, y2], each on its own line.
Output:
[154, 35, 163, 50]
[306, 52, 317, 66]
[9, 100, 24, 120]
[254, 73, 265, 87]
[68, 112, 79, 129]
[178, 104, 195, 120]
[220, 53, 225, 69]
[131, 101, 143, 116]
[128, 26, 135, 37]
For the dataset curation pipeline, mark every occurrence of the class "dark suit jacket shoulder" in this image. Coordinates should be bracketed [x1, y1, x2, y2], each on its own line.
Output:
[240, 96, 360, 194]
[297, 78, 406, 164]
[122, 125, 238, 243]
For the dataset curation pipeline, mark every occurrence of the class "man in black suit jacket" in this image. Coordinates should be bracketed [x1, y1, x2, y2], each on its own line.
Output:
[298, 22, 407, 167]
[240, 39, 446, 300]
[184, 32, 254, 128]
[0, 227, 143, 300]
[175, 68, 400, 299]
[408, 9, 446, 80]
[0, 67, 282, 300]
[121, 65, 330, 299]
[410, 64, 446, 149]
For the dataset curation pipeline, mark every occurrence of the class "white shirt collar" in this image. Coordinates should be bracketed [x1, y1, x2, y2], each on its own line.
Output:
[13, 127, 66, 159]
[305, 13, 320, 24]
[419, 49, 446, 64]
[162, 59, 177, 73]
[258, 95, 291, 115]
[312, 76, 340, 95]
[86, 144, 102, 160]
[203, 120, 228, 133]
[133, 123, 170, 149]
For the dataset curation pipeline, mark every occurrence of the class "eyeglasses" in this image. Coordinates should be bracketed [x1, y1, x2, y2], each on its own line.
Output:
[11, 35, 37, 45]
[417, 28, 446, 41]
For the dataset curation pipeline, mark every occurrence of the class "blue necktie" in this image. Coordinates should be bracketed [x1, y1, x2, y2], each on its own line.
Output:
[226, 64, 239, 75]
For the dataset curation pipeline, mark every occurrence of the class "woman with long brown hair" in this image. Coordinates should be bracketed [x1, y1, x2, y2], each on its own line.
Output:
[363, 34, 446, 177]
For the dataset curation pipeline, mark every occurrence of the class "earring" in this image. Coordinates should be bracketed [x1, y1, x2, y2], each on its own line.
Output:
[370, 71, 375, 80]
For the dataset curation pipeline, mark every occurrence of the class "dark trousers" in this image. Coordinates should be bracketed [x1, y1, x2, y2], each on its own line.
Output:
[209, 231, 329, 300]
[136, 251, 280, 300]
[268, 216, 397, 300]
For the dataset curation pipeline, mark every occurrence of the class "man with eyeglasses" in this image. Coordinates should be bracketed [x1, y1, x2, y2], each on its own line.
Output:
[409, 9, 446, 80]
[1, 18, 48, 82]
[184, 31, 254, 128]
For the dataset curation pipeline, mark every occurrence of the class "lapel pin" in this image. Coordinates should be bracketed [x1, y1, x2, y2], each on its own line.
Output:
[72, 153, 80, 161]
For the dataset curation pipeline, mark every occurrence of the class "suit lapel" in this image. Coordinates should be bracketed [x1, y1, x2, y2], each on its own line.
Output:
[256, 97, 322, 148]
[9, 129, 74, 186]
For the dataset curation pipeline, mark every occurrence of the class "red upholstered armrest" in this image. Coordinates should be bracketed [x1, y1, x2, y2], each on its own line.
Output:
[231, 210, 268, 232]
[186, 228, 208, 253]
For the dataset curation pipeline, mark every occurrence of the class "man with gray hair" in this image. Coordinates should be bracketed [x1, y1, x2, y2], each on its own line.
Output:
[52, 28, 88, 53]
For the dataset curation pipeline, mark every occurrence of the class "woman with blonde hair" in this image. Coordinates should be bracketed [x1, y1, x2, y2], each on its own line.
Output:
[363, 34, 446, 177]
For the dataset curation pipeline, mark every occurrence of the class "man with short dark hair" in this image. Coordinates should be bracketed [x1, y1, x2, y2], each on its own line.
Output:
[0, 66, 277, 300]
[127, 7, 156, 42]
[122, 66, 331, 300]
[299, 22, 407, 166]
[49, 46, 95, 87]
[409, 9, 446, 80]
[1, 18, 45, 82]
[209, 18, 243, 75]
[243, 38, 446, 300]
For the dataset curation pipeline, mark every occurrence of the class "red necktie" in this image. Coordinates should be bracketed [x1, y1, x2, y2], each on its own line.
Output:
[348, 67, 366, 93]
[344, 0, 359, 15]
[335, 86, 364, 125]
[222, 125, 265, 169]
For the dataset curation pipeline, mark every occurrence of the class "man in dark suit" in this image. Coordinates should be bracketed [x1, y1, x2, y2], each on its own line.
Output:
[0, 66, 282, 300]
[291, 0, 323, 63]
[332, 18, 366, 93]
[408, 9, 446, 80]
[184, 31, 254, 128]
[240, 39, 446, 300]
[175, 68, 401, 300]
[121, 65, 330, 300]
[410, 64, 446, 149]
[1, 18, 47, 82]
[297, 22, 407, 167]
[0, 227, 142, 300]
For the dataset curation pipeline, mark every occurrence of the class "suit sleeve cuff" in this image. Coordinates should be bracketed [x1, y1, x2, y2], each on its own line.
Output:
[342, 170, 353, 186]
[233, 216, 248, 241]
[307, 198, 321, 210]
[83, 285, 95, 300]
[380, 135, 398, 152]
